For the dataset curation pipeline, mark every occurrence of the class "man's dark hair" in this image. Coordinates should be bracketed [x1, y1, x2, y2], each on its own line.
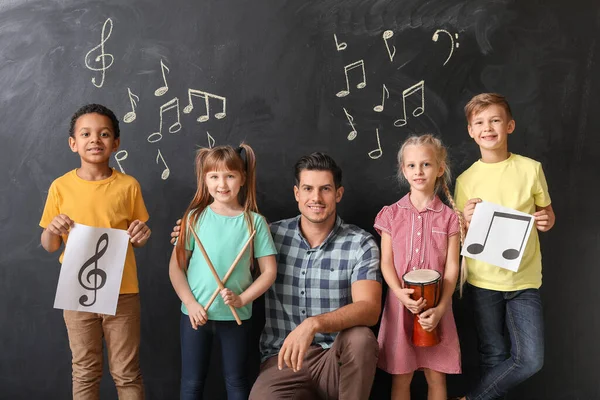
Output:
[69, 103, 120, 139]
[294, 152, 343, 188]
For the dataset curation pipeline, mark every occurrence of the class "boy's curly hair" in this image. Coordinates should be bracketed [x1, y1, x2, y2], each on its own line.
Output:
[69, 104, 120, 139]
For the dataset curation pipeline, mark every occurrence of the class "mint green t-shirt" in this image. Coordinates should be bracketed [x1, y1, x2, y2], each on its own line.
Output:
[182, 207, 277, 321]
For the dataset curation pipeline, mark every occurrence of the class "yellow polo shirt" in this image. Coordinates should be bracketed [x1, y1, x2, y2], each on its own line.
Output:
[40, 169, 149, 294]
[455, 154, 551, 291]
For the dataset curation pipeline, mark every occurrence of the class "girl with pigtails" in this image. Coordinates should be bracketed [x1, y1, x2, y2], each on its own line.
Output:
[169, 143, 277, 400]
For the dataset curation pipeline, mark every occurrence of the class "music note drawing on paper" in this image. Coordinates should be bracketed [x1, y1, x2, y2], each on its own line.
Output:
[461, 201, 535, 272]
[54, 223, 129, 315]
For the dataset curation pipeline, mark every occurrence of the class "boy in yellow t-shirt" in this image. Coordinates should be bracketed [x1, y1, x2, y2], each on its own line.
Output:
[39, 104, 151, 399]
[454, 93, 555, 400]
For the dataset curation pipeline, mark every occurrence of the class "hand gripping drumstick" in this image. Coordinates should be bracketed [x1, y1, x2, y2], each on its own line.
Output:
[189, 228, 243, 325]
[204, 230, 256, 312]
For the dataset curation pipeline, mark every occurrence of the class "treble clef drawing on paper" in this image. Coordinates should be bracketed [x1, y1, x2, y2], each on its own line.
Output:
[84, 18, 114, 88]
[78, 233, 109, 307]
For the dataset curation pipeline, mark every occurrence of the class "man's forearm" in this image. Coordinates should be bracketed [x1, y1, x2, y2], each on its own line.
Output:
[309, 299, 380, 335]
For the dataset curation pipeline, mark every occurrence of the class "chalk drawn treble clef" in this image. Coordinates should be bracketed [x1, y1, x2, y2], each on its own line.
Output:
[84, 18, 114, 88]
[78, 233, 109, 307]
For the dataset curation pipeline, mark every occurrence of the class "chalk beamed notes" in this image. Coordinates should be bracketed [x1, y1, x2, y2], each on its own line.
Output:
[183, 89, 227, 123]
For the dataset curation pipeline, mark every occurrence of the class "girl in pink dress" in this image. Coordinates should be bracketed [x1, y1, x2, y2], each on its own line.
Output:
[374, 134, 465, 400]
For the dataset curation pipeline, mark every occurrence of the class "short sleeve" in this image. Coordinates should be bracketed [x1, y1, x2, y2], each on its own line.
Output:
[131, 181, 149, 223]
[373, 205, 392, 236]
[447, 210, 460, 237]
[39, 182, 59, 228]
[253, 215, 277, 258]
[533, 163, 551, 208]
[351, 234, 381, 284]
[454, 177, 468, 212]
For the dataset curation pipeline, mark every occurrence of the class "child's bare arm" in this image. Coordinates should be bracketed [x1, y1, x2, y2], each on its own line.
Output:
[128, 220, 151, 247]
[221, 254, 277, 308]
[534, 204, 555, 232]
[381, 232, 425, 314]
[168, 247, 207, 329]
[41, 214, 74, 252]
[419, 233, 460, 332]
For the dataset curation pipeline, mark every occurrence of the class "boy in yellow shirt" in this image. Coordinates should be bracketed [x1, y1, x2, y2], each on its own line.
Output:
[454, 93, 555, 400]
[40, 104, 151, 399]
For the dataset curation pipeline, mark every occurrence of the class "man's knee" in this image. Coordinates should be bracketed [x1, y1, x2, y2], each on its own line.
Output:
[338, 326, 378, 363]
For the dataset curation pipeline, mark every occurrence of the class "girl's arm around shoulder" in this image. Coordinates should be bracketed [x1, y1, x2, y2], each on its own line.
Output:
[533, 204, 555, 232]
[221, 254, 277, 308]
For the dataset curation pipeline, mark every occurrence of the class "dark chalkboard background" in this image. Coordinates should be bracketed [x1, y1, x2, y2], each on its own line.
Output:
[1, 0, 599, 399]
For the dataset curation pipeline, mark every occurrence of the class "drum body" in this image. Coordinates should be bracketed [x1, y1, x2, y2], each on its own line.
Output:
[402, 269, 442, 347]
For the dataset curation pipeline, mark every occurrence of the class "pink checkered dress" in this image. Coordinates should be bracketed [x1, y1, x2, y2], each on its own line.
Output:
[374, 194, 461, 374]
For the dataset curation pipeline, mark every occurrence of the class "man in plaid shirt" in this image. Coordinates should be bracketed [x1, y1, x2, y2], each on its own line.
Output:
[250, 153, 382, 400]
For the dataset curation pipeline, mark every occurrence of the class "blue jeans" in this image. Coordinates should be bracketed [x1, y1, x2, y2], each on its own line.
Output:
[180, 314, 251, 400]
[467, 285, 544, 400]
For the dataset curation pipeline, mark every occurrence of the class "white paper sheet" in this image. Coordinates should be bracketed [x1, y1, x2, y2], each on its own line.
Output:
[54, 223, 130, 315]
[461, 201, 534, 272]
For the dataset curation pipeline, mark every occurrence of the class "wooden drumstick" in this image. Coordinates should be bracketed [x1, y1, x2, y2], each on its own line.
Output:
[189, 228, 242, 325]
[204, 230, 256, 312]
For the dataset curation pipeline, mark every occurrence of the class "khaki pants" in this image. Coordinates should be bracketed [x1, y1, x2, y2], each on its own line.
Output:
[250, 327, 378, 400]
[63, 293, 144, 400]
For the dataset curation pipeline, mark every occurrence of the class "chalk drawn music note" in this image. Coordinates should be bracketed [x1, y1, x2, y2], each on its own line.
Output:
[336, 60, 366, 97]
[382, 30, 396, 62]
[432, 29, 460, 66]
[334, 33, 347, 51]
[148, 98, 182, 143]
[123, 88, 139, 123]
[84, 18, 114, 88]
[207, 132, 215, 148]
[342, 108, 358, 141]
[154, 59, 170, 96]
[393, 80, 425, 127]
[373, 84, 389, 112]
[114, 150, 128, 173]
[78, 233, 109, 307]
[368, 129, 383, 159]
[183, 89, 226, 122]
[156, 149, 170, 180]
[467, 212, 532, 260]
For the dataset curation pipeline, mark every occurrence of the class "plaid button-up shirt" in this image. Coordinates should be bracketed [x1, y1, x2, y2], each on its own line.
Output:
[259, 215, 381, 362]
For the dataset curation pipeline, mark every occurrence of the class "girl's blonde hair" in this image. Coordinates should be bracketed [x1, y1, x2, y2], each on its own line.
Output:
[175, 143, 258, 270]
[397, 134, 468, 296]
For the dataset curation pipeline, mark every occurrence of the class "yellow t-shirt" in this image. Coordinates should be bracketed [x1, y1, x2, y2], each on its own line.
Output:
[454, 154, 551, 291]
[39, 169, 149, 294]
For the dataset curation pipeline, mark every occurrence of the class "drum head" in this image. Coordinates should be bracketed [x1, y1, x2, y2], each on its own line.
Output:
[403, 269, 441, 285]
